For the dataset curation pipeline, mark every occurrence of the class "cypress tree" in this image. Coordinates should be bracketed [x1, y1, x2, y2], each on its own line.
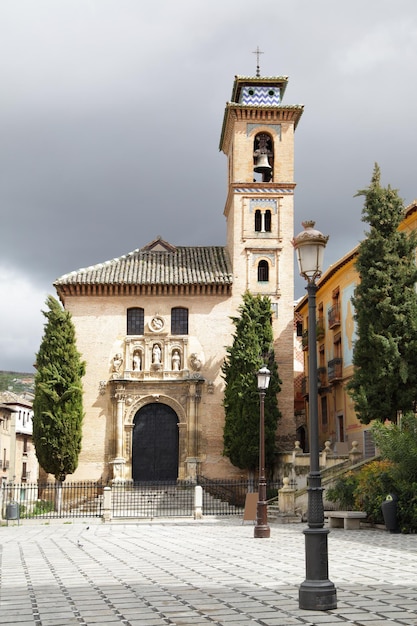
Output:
[33, 295, 86, 482]
[222, 292, 281, 472]
[347, 164, 417, 423]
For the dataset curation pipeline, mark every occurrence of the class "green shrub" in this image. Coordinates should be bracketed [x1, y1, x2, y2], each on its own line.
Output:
[369, 415, 417, 532]
[371, 414, 417, 482]
[31, 500, 54, 516]
[396, 481, 417, 533]
[354, 460, 396, 524]
[325, 472, 358, 510]
[327, 448, 417, 532]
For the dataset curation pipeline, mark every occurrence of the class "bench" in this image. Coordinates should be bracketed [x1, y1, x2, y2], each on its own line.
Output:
[325, 511, 367, 530]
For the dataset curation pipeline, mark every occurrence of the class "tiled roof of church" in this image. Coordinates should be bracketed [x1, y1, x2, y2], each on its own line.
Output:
[54, 238, 233, 292]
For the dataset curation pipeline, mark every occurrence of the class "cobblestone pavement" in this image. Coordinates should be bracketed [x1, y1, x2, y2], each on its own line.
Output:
[1, 517, 416, 626]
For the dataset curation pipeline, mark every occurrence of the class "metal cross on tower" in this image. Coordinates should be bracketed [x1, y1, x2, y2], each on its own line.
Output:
[252, 46, 264, 77]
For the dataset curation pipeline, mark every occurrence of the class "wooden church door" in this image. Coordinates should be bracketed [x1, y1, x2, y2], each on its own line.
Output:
[132, 403, 179, 482]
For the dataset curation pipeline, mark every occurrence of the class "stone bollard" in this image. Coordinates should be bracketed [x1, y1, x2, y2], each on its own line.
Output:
[194, 485, 203, 519]
[294, 440, 303, 455]
[321, 440, 333, 467]
[102, 486, 112, 523]
[278, 477, 296, 515]
[349, 441, 362, 465]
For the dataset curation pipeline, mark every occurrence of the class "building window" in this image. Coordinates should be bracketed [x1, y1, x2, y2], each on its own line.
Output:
[264, 210, 271, 232]
[328, 287, 340, 328]
[257, 260, 269, 282]
[334, 333, 342, 359]
[255, 210, 262, 232]
[337, 414, 345, 442]
[254, 209, 272, 233]
[171, 307, 188, 335]
[127, 308, 144, 335]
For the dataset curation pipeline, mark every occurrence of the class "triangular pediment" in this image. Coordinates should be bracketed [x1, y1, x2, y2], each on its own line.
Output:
[142, 236, 176, 253]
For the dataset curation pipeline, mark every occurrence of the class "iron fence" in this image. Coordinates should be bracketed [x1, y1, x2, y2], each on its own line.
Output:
[1, 478, 290, 521]
[111, 481, 195, 518]
[198, 476, 251, 513]
[1, 481, 104, 520]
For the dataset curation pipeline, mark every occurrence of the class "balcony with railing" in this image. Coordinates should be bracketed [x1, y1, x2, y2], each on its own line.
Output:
[302, 330, 308, 350]
[302, 322, 326, 350]
[317, 366, 327, 391]
[328, 304, 340, 328]
[328, 357, 343, 382]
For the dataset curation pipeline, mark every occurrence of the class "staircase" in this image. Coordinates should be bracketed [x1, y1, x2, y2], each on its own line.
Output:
[267, 501, 302, 524]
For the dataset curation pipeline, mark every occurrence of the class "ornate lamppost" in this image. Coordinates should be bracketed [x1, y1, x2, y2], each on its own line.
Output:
[293, 221, 337, 610]
[254, 365, 271, 538]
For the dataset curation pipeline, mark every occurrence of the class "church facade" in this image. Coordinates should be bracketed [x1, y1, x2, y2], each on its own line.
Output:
[54, 73, 304, 482]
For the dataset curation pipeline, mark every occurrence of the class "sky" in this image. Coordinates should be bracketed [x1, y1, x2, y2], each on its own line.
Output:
[1, 0, 417, 372]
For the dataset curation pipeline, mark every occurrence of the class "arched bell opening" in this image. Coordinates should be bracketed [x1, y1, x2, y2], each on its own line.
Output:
[253, 132, 274, 182]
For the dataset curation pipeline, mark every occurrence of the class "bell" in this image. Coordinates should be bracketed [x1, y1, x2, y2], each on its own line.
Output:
[254, 153, 272, 173]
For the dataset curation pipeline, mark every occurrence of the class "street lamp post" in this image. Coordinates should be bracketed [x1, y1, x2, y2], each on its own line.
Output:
[254, 365, 271, 538]
[293, 221, 337, 611]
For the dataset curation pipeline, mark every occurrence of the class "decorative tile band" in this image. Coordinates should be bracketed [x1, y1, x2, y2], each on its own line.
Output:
[235, 187, 293, 194]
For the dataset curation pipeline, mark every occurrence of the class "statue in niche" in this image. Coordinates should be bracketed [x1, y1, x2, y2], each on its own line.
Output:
[152, 343, 162, 364]
[172, 350, 181, 371]
[132, 353, 141, 371]
[112, 353, 123, 373]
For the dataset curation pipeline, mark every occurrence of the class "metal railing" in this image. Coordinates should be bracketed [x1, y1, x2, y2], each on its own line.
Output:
[1, 481, 104, 520]
[111, 481, 195, 518]
[197, 476, 285, 513]
[1, 478, 288, 521]
[328, 304, 340, 328]
[328, 357, 343, 382]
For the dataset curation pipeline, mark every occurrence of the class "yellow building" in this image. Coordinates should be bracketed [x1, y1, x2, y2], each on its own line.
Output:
[295, 200, 417, 457]
[54, 72, 304, 482]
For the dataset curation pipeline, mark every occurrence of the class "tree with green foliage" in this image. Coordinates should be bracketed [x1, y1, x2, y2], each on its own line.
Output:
[33, 295, 86, 484]
[222, 292, 281, 474]
[347, 164, 417, 424]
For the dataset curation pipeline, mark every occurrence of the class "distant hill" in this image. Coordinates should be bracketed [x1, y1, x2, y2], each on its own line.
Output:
[0, 371, 35, 394]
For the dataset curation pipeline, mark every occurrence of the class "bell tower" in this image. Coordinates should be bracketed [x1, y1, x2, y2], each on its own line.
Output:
[219, 72, 304, 445]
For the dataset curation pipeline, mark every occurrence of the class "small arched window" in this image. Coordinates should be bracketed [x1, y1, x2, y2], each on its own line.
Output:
[171, 307, 189, 335]
[264, 210, 271, 232]
[255, 210, 262, 232]
[254, 209, 272, 233]
[258, 260, 269, 282]
[127, 307, 144, 335]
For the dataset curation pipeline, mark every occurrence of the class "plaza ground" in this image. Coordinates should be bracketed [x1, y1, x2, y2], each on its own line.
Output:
[1, 517, 416, 626]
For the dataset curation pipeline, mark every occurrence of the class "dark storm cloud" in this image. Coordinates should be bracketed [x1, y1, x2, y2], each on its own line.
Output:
[1, 0, 417, 370]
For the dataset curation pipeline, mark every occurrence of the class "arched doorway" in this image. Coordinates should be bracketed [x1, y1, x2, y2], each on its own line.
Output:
[132, 403, 179, 482]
